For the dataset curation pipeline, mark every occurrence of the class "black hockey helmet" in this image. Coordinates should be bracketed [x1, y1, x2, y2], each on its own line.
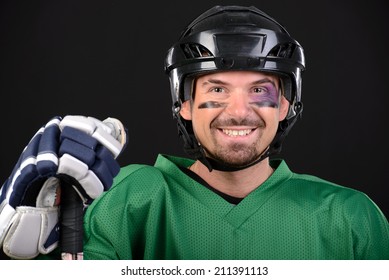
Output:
[164, 5, 305, 171]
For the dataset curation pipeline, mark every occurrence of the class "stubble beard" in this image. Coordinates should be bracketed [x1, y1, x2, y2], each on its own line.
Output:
[209, 142, 261, 168]
[204, 117, 267, 168]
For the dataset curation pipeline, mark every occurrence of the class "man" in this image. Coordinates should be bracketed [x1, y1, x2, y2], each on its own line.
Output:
[82, 5, 388, 259]
[1, 5, 388, 260]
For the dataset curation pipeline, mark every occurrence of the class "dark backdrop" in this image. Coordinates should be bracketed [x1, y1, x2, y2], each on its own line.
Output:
[1, 0, 388, 218]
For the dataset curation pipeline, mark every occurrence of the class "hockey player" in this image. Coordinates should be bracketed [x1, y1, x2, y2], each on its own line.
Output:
[1, 5, 388, 260]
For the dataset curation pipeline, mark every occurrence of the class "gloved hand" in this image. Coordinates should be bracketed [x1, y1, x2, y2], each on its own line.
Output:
[0, 115, 127, 259]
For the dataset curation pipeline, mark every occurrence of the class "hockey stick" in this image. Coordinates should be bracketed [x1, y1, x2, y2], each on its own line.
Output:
[60, 180, 84, 260]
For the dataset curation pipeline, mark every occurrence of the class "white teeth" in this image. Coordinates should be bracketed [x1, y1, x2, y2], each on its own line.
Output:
[222, 129, 252, 137]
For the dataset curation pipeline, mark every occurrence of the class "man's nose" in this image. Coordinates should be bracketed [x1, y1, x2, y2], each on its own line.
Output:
[224, 93, 251, 119]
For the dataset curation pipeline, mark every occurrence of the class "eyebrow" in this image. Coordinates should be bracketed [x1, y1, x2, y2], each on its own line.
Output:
[200, 78, 277, 87]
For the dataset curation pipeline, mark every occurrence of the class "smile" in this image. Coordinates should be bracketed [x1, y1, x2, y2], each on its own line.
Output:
[221, 129, 253, 137]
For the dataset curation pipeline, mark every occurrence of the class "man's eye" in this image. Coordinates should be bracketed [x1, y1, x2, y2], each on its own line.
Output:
[211, 87, 224, 93]
[253, 87, 266, 94]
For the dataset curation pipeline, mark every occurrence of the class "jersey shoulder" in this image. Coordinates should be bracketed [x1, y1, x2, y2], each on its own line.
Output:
[85, 163, 169, 219]
[110, 163, 168, 195]
[287, 171, 386, 219]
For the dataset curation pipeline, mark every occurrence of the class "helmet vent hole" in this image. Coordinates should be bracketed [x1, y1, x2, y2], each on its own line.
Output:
[268, 43, 295, 58]
[182, 43, 213, 58]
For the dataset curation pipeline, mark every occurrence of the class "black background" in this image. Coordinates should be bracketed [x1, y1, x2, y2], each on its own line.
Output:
[0, 0, 388, 218]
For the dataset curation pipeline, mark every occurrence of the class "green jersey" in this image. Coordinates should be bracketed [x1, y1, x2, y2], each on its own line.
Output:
[83, 154, 389, 260]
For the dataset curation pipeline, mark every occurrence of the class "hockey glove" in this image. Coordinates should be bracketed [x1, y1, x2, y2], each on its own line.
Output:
[0, 115, 127, 259]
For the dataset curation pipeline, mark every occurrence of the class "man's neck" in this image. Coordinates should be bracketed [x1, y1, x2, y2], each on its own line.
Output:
[188, 158, 274, 198]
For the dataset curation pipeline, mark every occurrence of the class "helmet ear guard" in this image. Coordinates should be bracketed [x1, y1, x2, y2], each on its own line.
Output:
[165, 5, 306, 171]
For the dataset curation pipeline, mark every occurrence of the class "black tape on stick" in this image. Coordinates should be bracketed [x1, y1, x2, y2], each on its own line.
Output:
[60, 180, 84, 259]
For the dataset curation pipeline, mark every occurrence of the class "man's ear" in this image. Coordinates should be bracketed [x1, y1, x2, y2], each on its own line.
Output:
[179, 100, 192, 121]
[279, 96, 290, 121]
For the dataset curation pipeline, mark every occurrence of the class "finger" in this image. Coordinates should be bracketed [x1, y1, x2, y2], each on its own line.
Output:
[36, 117, 61, 176]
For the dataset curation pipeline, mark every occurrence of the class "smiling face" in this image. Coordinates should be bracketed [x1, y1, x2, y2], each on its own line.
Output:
[180, 70, 290, 168]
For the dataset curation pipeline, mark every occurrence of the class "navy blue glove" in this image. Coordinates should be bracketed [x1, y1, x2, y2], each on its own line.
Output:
[0, 115, 127, 259]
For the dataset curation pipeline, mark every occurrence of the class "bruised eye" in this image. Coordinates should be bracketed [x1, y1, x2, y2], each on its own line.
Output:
[249, 83, 280, 108]
[253, 87, 269, 94]
[254, 88, 264, 94]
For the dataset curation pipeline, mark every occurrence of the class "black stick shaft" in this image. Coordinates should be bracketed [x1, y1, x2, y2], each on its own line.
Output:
[60, 181, 84, 259]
